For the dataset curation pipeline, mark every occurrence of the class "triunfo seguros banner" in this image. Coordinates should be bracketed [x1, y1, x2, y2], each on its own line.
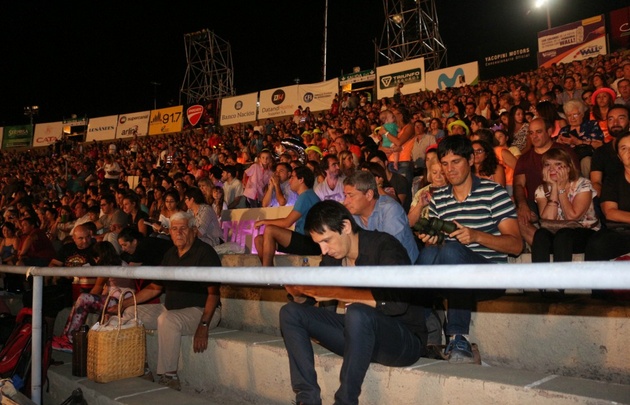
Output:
[376, 58, 425, 100]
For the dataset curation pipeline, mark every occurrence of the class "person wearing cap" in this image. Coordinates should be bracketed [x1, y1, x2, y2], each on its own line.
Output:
[590, 87, 617, 142]
[446, 120, 470, 137]
[314, 155, 345, 203]
[305, 145, 322, 162]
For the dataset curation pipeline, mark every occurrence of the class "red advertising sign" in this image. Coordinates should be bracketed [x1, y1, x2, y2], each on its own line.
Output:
[186, 105, 204, 127]
[609, 7, 630, 51]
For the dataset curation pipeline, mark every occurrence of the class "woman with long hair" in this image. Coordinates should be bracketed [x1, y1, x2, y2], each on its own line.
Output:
[493, 129, 518, 196]
[0, 222, 18, 265]
[52, 241, 134, 352]
[535, 100, 567, 139]
[153, 189, 182, 234]
[122, 192, 149, 237]
[212, 186, 228, 221]
[428, 117, 445, 141]
[472, 140, 506, 187]
[507, 106, 530, 153]
[379, 104, 416, 181]
[338, 150, 355, 178]
[531, 148, 599, 263]
[360, 162, 400, 202]
[184, 187, 222, 247]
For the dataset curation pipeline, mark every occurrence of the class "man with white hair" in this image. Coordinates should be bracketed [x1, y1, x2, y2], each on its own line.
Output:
[118, 211, 222, 391]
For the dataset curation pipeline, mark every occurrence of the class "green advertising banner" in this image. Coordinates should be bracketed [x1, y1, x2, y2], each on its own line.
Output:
[2, 125, 33, 149]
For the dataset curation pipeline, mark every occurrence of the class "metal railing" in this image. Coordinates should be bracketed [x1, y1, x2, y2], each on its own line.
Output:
[2, 260, 629, 404]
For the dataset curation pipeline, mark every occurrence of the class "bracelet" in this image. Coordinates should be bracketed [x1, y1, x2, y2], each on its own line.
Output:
[558, 189, 566, 195]
[546, 200, 559, 206]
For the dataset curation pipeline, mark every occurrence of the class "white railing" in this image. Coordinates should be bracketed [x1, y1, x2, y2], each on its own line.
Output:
[2, 260, 629, 404]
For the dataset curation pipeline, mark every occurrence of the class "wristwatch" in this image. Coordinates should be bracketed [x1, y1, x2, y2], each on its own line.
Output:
[558, 189, 566, 195]
[200, 320, 209, 327]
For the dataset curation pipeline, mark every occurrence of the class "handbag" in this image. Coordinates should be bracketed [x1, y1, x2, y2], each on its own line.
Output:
[573, 144, 594, 159]
[539, 219, 583, 234]
[87, 288, 145, 383]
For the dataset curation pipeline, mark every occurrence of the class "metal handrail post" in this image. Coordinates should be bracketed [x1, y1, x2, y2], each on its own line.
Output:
[31, 275, 43, 405]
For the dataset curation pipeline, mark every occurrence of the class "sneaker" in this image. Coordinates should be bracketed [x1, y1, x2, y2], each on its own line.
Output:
[52, 335, 73, 353]
[139, 369, 154, 382]
[158, 374, 181, 391]
[444, 335, 474, 364]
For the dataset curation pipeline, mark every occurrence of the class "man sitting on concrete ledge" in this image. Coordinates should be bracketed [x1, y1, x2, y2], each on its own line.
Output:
[280, 200, 427, 405]
[118, 211, 222, 391]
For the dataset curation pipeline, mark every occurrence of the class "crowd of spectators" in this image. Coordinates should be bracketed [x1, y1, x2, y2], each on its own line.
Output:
[0, 51, 629, 384]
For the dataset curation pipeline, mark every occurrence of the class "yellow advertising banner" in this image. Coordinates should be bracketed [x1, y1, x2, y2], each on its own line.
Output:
[148, 106, 184, 135]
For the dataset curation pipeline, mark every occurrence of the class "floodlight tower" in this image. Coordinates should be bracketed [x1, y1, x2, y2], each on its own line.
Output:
[180, 29, 235, 105]
[377, 0, 447, 70]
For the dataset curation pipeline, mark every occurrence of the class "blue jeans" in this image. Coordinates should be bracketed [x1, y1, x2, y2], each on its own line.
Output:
[280, 302, 424, 405]
[417, 242, 491, 336]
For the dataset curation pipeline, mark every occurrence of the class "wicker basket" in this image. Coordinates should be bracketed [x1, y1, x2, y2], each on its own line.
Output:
[87, 288, 145, 383]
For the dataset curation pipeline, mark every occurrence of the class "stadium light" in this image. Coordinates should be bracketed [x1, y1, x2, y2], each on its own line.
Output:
[535, 0, 551, 30]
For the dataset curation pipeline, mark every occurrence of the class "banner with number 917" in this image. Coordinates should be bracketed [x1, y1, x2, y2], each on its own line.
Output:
[148, 105, 184, 135]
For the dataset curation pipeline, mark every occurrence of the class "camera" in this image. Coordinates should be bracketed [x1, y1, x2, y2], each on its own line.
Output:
[413, 217, 457, 243]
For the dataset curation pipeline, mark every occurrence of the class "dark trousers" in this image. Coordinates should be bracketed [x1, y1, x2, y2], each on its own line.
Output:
[532, 227, 595, 262]
[280, 302, 423, 405]
[417, 242, 494, 336]
[585, 229, 630, 261]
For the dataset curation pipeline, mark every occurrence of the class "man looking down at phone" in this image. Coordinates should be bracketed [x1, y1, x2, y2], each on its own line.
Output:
[416, 135, 521, 363]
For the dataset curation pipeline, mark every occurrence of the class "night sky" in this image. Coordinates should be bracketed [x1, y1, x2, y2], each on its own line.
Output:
[1, 0, 627, 126]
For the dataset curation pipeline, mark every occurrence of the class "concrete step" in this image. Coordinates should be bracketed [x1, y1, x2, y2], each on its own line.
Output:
[46, 327, 630, 405]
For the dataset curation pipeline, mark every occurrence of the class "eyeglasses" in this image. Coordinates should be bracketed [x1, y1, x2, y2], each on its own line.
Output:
[473, 149, 485, 155]
[165, 200, 177, 203]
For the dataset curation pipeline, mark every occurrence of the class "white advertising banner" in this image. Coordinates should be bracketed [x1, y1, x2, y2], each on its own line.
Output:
[220, 92, 258, 126]
[297, 79, 338, 112]
[86, 115, 118, 142]
[33, 121, 64, 147]
[425, 62, 479, 91]
[116, 111, 150, 138]
[258, 85, 300, 120]
[376, 58, 425, 100]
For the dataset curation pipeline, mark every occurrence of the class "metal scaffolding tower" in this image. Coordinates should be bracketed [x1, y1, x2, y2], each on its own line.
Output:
[180, 29, 235, 105]
[377, 0, 447, 71]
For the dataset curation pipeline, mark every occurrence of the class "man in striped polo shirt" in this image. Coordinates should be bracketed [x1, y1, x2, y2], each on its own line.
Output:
[416, 135, 522, 363]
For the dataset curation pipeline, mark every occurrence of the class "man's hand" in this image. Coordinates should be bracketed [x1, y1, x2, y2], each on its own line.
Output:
[517, 204, 536, 227]
[193, 325, 209, 353]
[448, 221, 478, 245]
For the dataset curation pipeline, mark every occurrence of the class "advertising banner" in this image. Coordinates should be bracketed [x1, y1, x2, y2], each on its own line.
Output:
[220, 92, 258, 125]
[2, 125, 32, 148]
[258, 85, 300, 120]
[148, 105, 184, 135]
[609, 7, 630, 51]
[86, 115, 118, 142]
[297, 79, 338, 113]
[376, 58, 425, 100]
[33, 121, 64, 147]
[116, 111, 150, 139]
[425, 62, 479, 91]
[537, 15, 607, 68]
[340, 69, 375, 86]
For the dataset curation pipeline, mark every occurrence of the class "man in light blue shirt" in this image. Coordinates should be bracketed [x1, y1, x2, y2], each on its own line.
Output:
[342, 171, 419, 263]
